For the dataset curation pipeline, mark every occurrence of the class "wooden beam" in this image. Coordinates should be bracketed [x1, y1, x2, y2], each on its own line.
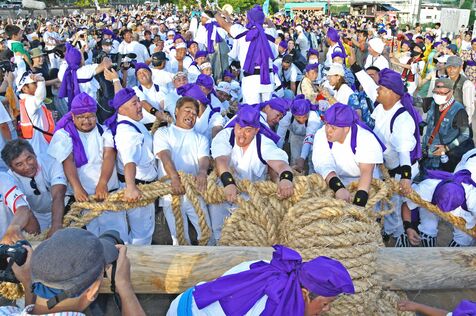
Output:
[96, 246, 476, 294]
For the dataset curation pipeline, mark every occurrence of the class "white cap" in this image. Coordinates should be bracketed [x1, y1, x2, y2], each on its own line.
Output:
[200, 62, 212, 70]
[167, 30, 175, 36]
[175, 42, 186, 49]
[368, 38, 385, 54]
[327, 63, 345, 77]
[216, 81, 231, 95]
[16, 72, 36, 92]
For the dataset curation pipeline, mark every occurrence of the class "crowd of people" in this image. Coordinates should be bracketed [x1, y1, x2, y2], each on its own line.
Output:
[0, 2, 474, 315]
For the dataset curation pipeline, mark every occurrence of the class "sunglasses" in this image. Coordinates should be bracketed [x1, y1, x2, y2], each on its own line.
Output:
[30, 178, 41, 195]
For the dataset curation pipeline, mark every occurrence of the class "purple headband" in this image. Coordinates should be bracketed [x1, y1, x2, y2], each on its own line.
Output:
[232, 104, 260, 128]
[472, 38, 476, 44]
[55, 93, 97, 168]
[307, 49, 319, 57]
[177, 83, 209, 105]
[290, 95, 316, 116]
[195, 50, 208, 59]
[433, 41, 442, 48]
[326, 27, 340, 42]
[264, 97, 289, 116]
[134, 62, 151, 76]
[331, 51, 346, 59]
[425, 35, 434, 42]
[279, 41, 288, 49]
[173, 34, 184, 43]
[196, 74, 214, 91]
[305, 63, 319, 73]
[243, 5, 274, 85]
[102, 29, 114, 36]
[401, 40, 411, 48]
[453, 300, 476, 316]
[193, 245, 354, 316]
[442, 38, 450, 44]
[104, 87, 137, 134]
[223, 70, 235, 79]
[428, 169, 476, 212]
[187, 40, 198, 48]
[58, 43, 83, 110]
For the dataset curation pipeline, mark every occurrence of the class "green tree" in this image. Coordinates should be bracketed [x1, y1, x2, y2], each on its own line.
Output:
[74, 0, 109, 7]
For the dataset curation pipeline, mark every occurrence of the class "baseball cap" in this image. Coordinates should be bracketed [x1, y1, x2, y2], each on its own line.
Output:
[446, 56, 463, 68]
[152, 51, 168, 61]
[327, 63, 345, 77]
[31, 228, 119, 308]
[447, 44, 458, 54]
[16, 72, 36, 92]
[433, 78, 454, 91]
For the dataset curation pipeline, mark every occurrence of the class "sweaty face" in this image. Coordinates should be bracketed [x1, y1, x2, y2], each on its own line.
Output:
[175, 101, 198, 129]
[10, 150, 38, 178]
[376, 85, 393, 104]
[118, 95, 142, 121]
[234, 124, 259, 148]
[304, 296, 337, 316]
[73, 112, 97, 133]
[264, 105, 283, 127]
[136, 68, 152, 86]
[325, 124, 349, 143]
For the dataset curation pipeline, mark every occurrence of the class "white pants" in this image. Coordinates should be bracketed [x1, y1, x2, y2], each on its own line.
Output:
[86, 210, 129, 243]
[162, 196, 214, 245]
[241, 74, 274, 104]
[127, 203, 155, 245]
[419, 207, 475, 246]
[208, 202, 234, 242]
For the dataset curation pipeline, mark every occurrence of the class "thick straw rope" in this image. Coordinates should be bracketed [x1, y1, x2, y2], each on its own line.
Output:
[0, 167, 472, 312]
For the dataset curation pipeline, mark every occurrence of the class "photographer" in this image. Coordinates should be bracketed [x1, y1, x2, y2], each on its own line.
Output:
[0, 228, 146, 315]
[150, 52, 174, 94]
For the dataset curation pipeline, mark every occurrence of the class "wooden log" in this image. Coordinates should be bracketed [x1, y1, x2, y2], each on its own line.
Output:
[97, 246, 476, 294]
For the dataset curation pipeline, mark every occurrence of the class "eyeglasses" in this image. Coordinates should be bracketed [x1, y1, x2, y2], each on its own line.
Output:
[30, 178, 41, 195]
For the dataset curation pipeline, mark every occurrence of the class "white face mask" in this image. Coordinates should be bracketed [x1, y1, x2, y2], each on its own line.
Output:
[309, 58, 318, 64]
[433, 93, 448, 105]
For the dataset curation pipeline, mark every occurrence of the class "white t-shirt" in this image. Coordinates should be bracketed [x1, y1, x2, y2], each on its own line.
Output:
[58, 64, 100, 99]
[371, 102, 416, 170]
[47, 125, 119, 195]
[153, 125, 209, 179]
[133, 84, 166, 125]
[0, 172, 29, 239]
[364, 54, 389, 70]
[334, 83, 354, 105]
[281, 64, 303, 84]
[114, 114, 157, 182]
[151, 68, 174, 94]
[211, 128, 288, 181]
[118, 40, 150, 63]
[194, 105, 224, 141]
[8, 154, 67, 215]
[167, 260, 267, 316]
[0, 105, 12, 171]
[312, 124, 383, 184]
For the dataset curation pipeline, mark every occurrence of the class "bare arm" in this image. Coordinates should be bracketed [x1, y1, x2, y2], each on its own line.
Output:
[95, 147, 117, 201]
[215, 12, 233, 35]
[357, 163, 374, 192]
[49, 184, 66, 236]
[63, 153, 89, 202]
[1, 206, 40, 245]
[0, 122, 11, 141]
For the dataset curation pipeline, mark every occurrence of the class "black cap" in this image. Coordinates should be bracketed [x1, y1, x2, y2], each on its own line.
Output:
[152, 51, 168, 61]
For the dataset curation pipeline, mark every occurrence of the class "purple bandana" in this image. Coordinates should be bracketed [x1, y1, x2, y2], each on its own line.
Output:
[378, 68, 422, 161]
[193, 245, 354, 316]
[279, 41, 288, 50]
[58, 43, 82, 110]
[425, 35, 434, 42]
[177, 83, 210, 105]
[472, 38, 476, 44]
[331, 51, 346, 59]
[325, 103, 386, 152]
[326, 27, 346, 58]
[223, 70, 236, 79]
[243, 5, 275, 85]
[55, 93, 97, 168]
[433, 41, 442, 48]
[102, 29, 114, 36]
[204, 20, 223, 54]
[195, 50, 208, 59]
[442, 38, 450, 44]
[173, 34, 184, 43]
[290, 95, 317, 116]
[263, 97, 289, 116]
[307, 48, 319, 58]
[134, 62, 151, 76]
[227, 103, 280, 143]
[104, 87, 136, 135]
[187, 40, 198, 48]
[305, 63, 319, 73]
[428, 169, 476, 212]
[196, 74, 214, 91]
[453, 300, 476, 316]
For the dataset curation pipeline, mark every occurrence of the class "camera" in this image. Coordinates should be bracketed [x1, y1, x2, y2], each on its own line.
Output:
[0, 240, 31, 283]
[120, 53, 137, 70]
[0, 60, 15, 73]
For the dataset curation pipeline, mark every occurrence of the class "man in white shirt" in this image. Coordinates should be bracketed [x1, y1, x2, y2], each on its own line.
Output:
[364, 38, 389, 70]
[295, 25, 310, 57]
[313, 103, 384, 207]
[209, 104, 293, 241]
[216, 5, 278, 104]
[0, 172, 39, 244]
[118, 29, 150, 86]
[187, 51, 208, 83]
[104, 87, 157, 245]
[151, 51, 174, 93]
[47, 93, 128, 241]
[164, 71, 189, 121]
[154, 97, 213, 245]
[43, 22, 62, 69]
[280, 55, 303, 95]
[2, 139, 67, 238]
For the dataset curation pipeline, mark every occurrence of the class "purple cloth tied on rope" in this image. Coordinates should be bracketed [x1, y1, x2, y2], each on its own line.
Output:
[55, 93, 97, 168]
[193, 245, 354, 316]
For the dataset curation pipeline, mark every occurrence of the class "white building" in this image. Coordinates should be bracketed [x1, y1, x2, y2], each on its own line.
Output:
[419, 3, 443, 24]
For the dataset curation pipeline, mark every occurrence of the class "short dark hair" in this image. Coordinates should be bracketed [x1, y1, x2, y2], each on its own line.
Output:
[121, 29, 132, 37]
[175, 96, 199, 113]
[144, 30, 151, 36]
[5, 24, 20, 39]
[1, 139, 36, 168]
